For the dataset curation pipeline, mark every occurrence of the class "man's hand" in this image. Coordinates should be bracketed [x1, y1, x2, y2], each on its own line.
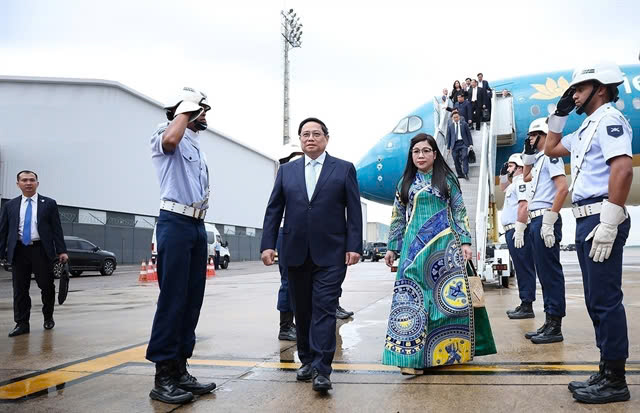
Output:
[58, 253, 69, 263]
[541, 211, 558, 248]
[585, 201, 627, 262]
[384, 250, 396, 268]
[261, 249, 275, 266]
[500, 162, 509, 176]
[554, 87, 576, 117]
[461, 244, 473, 261]
[345, 252, 360, 266]
[513, 221, 527, 248]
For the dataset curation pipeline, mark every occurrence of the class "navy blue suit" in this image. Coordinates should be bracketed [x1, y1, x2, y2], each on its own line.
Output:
[454, 100, 472, 126]
[0, 195, 67, 324]
[446, 121, 473, 177]
[261, 153, 363, 375]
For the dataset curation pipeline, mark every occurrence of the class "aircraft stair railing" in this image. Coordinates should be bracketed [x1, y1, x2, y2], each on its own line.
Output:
[475, 93, 500, 283]
[432, 96, 451, 161]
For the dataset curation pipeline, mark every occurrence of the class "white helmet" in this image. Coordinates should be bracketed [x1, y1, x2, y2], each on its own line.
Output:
[164, 87, 211, 120]
[569, 62, 624, 88]
[528, 117, 548, 135]
[508, 153, 524, 167]
[278, 143, 304, 165]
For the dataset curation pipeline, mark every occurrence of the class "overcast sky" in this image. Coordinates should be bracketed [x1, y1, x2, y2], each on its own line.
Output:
[2, 0, 639, 243]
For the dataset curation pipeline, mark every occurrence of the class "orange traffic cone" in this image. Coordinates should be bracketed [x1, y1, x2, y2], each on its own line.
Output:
[147, 260, 157, 282]
[206, 258, 215, 278]
[138, 260, 148, 282]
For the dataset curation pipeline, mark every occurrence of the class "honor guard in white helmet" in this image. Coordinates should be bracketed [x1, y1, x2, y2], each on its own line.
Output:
[521, 117, 569, 345]
[147, 87, 216, 404]
[545, 62, 632, 404]
[499, 153, 537, 319]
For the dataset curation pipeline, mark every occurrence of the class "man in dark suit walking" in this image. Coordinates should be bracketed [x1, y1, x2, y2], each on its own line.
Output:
[0, 170, 68, 337]
[446, 112, 474, 179]
[453, 94, 473, 128]
[261, 117, 363, 392]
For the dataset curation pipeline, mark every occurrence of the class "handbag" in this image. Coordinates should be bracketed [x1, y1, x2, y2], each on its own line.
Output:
[468, 148, 476, 164]
[465, 260, 484, 308]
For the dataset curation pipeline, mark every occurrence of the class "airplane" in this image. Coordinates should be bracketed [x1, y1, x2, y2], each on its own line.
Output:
[355, 64, 640, 208]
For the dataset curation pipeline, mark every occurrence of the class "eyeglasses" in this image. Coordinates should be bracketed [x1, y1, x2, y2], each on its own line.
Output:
[411, 148, 434, 156]
[301, 131, 324, 139]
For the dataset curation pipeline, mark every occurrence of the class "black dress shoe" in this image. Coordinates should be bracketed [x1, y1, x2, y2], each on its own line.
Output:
[175, 359, 216, 395]
[296, 363, 313, 381]
[312, 371, 332, 392]
[278, 312, 297, 341]
[8, 323, 30, 337]
[44, 319, 55, 330]
[336, 305, 352, 320]
[569, 361, 605, 392]
[572, 361, 630, 404]
[464, 174, 469, 180]
[149, 361, 194, 404]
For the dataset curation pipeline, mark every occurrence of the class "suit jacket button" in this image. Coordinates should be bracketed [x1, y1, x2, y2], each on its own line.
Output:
[308, 205, 312, 210]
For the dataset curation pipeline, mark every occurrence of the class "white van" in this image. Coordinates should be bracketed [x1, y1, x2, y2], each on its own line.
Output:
[151, 222, 231, 269]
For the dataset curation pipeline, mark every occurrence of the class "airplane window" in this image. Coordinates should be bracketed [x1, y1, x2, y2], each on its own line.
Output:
[407, 116, 422, 132]
[392, 117, 409, 134]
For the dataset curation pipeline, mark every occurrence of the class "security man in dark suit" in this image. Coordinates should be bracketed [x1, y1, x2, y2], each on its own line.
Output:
[446, 112, 474, 179]
[0, 170, 68, 337]
[261, 117, 363, 393]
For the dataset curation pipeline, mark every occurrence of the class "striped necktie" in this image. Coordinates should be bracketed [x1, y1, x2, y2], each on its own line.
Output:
[23, 198, 32, 245]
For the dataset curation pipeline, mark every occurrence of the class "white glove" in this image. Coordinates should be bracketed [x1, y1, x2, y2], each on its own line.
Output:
[522, 153, 537, 166]
[541, 210, 558, 248]
[513, 221, 527, 248]
[174, 100, 204, 122]
[547, 114, 568, 134]
[585, 200, 627, 262]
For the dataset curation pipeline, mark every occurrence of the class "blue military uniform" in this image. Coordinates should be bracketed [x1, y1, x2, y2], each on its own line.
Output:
[561, 103, 632, 362]
[147, 122, 210, 363]
[502, 175, 537, 309]
[527, 152, 566, 321]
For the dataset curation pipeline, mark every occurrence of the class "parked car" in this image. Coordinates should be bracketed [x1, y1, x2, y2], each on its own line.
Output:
[361, 242, 373, 261]
[53, 236, 117, 277]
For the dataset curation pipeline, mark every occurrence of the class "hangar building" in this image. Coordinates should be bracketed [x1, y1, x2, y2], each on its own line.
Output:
[0, 76, 277, 264]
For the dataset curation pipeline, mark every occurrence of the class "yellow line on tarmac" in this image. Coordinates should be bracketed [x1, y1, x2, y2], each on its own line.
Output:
[2, 344, 640, 401]
[0, 345, 147, 400]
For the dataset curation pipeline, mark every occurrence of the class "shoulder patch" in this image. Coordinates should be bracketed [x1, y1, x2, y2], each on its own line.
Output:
[606, 125, 623, 138]
[519, 184, 526, 192]
[550, 157, 559, 164]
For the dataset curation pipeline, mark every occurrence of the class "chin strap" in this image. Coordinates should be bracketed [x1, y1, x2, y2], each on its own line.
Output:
[194, 121, 208, 131]
[576, 82, 599, 115]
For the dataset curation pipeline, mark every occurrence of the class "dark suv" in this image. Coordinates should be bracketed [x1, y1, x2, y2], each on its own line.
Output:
[53, 236, 117, 277]
[370, 242, 388, 262]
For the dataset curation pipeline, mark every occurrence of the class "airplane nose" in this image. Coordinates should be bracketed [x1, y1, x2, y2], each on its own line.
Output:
[356, 133, 405, 206]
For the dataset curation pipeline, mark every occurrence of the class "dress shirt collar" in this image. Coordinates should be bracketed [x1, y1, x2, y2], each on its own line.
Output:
[305, 151, 327, 166]
[22, 193, 39, 204]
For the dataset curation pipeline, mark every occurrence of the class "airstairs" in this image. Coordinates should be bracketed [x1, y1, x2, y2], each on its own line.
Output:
[433, 92, 515, 284]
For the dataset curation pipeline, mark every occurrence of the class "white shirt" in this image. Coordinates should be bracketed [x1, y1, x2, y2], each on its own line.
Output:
[561, 103, 633, 203]
[455, 122, 463, 141]
[304, 151, 326, 187]
[19, 193, 40, 243]
[471, 87, 478, 102]
[501, 175, 529, 226]
[477, 81, 483, 88]
[529, 152, 566, 210]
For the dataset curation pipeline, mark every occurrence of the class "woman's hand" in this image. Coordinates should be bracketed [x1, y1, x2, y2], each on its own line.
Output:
[384, 250, 397, 267]
[461, 244, 473, 261]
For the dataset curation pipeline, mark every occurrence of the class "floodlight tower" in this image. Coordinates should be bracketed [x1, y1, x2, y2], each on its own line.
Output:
[281, 9, 303, 146]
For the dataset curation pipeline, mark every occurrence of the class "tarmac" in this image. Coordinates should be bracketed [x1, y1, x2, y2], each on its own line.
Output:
[0, 249, 639, 412]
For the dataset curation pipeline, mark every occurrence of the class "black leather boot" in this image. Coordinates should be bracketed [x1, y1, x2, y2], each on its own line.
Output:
[530, 315, 563, 344]
[569, 359, 604, 392]
[508, 302, 534, 319]
[175, 359, 217, 395]
[149, 361, 194, 404]
[525, 314, 549, 339]
[278, 312, 297, 341]
[573, 360, 630, 404]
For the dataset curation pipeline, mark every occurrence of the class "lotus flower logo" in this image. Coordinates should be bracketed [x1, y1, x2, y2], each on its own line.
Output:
[530, 76, 570, 100]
